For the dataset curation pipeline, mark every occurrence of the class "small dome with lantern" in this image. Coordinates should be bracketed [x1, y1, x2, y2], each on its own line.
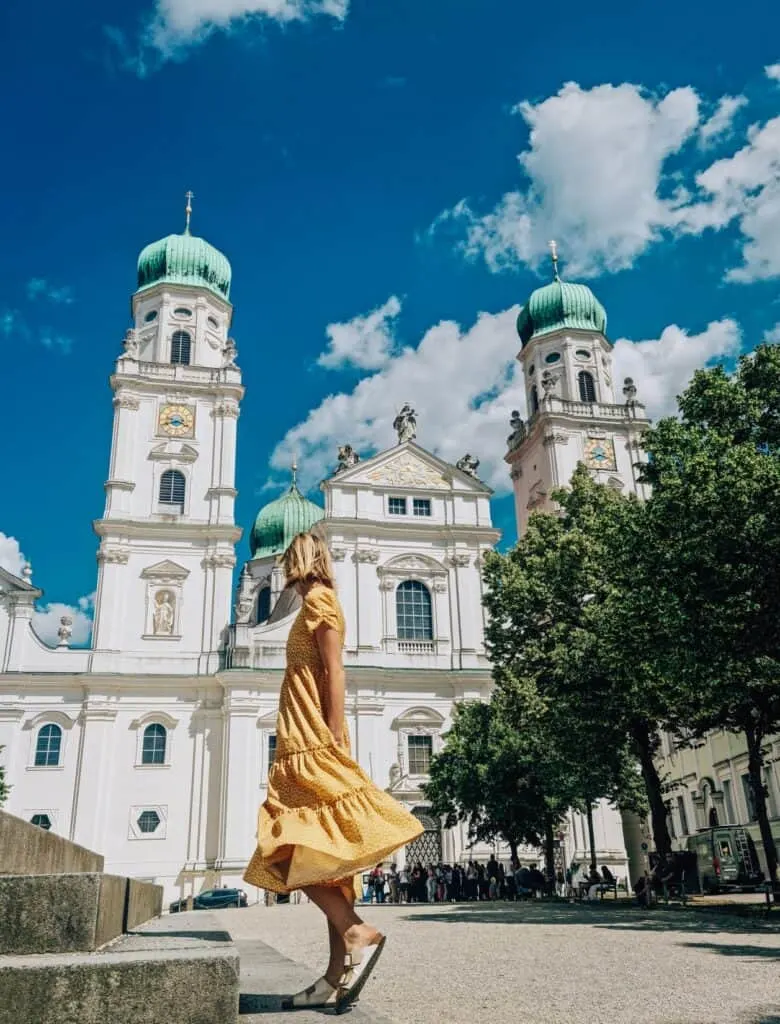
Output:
[517, 243, 607, 347]
[250, 470, 325, 559]
[136, 193, 232, 300]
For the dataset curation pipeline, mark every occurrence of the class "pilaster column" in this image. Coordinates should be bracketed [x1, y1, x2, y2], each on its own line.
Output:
[106, 392, 139, 517]
[70, 696, 119, 852]
[218, 691, 261, 871]
[354, 549, 381, 650]
[185, 697, 223, 871]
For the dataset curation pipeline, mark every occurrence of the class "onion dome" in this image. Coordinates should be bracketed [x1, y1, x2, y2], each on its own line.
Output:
[516, 243, 606, 347]
[136, 194, 231, 300]
[250, 475, 325, 559]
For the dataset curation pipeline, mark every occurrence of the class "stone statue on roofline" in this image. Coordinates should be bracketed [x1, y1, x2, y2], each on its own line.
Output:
[334, 444, 360, 474]
[393, 404, 417, 444]
[507, 410, 526, 449]
[456, 454, 480, 478]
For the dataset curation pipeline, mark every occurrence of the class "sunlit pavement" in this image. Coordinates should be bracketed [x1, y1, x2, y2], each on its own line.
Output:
[214, 899, 780, 1024]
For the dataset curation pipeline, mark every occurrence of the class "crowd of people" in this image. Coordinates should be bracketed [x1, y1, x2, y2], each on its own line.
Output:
[362, 858, 620, 904]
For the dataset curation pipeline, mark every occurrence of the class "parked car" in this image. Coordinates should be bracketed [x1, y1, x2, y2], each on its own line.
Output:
[169, 887, 248, 913]
[686, 826, 764, 893]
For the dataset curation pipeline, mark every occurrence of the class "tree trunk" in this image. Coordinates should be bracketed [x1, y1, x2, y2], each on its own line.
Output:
[632, 720, 671, 860]
[544, 814, 556, 886]
[585, 800, 597, 871]
[508, 838, 519, 865]
[745, 724, 779, 888]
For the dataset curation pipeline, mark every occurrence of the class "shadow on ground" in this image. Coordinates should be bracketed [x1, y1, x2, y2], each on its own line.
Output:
[396, 901, 779, 937]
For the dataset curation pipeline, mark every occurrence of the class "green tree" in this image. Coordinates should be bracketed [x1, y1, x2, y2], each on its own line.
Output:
[641, 343, 780, 885]
[483, 467, 670, 863]
[424, 694, 568, 866]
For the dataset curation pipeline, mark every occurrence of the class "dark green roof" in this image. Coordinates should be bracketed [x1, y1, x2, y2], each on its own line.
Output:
[517, 279, 607, 347]
[250, 484, 325, 559]
[137, 231, 232, 300]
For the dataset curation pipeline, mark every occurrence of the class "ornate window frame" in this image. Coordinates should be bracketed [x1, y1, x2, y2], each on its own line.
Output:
[24, 711, 76, 770]
[128, 804, 168, 841]
[130, 711, 179, 767]
[391, 706, 445, 778]
[377, 554, 449, 655]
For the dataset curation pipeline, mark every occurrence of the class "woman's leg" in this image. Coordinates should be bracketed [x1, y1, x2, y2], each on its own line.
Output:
[303, 884, 382, 985]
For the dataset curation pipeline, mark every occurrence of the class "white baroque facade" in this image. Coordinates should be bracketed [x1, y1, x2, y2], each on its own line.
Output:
[0, 227, 644, 900]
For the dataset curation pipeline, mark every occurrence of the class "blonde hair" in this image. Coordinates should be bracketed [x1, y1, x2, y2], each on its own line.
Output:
[282, 531, 335, 589]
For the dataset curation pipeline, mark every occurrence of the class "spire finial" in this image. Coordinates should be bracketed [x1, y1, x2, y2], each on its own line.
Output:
[291, 453, 298, 488]
[184, 190, 194, 235]
[548, 239, 560, 281]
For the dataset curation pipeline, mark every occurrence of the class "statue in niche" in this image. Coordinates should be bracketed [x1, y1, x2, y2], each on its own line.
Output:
[153, 590, 175, 635]
[456, 454, 480, 477]
[507, 410, 526, 449]
[393, 404, 417, 444]
[234, 565, 255, 624]
[123, 328, 140, 358]
[335, 444, 360, 473]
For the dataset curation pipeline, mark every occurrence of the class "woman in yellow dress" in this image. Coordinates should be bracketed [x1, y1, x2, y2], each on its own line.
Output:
[244, 531, 423, 1012]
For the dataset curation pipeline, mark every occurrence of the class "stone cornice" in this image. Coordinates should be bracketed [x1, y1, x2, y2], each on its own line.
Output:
[110, 369, 244, 402]
[93, 518, 242, 543]
[326, 520, 501, 544]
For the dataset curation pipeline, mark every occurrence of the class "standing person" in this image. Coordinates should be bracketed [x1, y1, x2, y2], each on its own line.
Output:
[243, 532, 423, 1011]
[426, 866, 437, 903]
[399, 865, 410, 903]
[387, 865, 399, 905]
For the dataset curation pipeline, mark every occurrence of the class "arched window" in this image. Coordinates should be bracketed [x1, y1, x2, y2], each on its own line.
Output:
[170, 331, 191, 366]
[141, 724, 167, 765]
[530, 385, 539, 415]
[396, 581, 433, 641]
[34, 724, 62, 767]
[159, 469, 185, 507]
[256, 587, 271, 623]
[578, 370, 596, 403]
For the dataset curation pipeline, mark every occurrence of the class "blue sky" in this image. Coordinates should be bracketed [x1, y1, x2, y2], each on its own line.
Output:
[1, 0, 779, 642]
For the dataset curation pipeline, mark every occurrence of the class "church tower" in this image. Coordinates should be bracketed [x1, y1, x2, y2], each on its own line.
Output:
[505, 243, 650, 535]
[91, 195, 244, 674]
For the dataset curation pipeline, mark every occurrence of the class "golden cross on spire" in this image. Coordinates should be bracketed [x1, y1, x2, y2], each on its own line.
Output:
[184, 190, 194, 234]
[548, 239, 560, 281]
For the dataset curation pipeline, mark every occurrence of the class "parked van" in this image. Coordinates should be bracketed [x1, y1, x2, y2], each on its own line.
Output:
[686, 826, 764, 893]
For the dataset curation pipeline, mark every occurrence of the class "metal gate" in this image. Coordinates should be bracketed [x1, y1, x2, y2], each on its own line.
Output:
[405, 807, 442, 867]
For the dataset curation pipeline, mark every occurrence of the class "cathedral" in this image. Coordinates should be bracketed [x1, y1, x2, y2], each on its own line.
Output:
[0, 217, 651, 901]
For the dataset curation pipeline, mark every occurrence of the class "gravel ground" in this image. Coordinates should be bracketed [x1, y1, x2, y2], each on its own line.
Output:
[215, 900, 780, 1024]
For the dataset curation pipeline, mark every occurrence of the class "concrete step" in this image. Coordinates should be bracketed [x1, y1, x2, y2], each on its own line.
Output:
[0, 809, 103, 874]
[233, 933, 396, 1024]
[0, 873, 163, 955]
[0, 912, 239, 1024]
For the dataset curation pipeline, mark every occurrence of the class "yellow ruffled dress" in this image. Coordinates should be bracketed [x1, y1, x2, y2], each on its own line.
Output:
[244, 583, 423, 896]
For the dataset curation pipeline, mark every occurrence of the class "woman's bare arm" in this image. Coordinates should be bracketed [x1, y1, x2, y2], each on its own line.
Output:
[315, 623, 346, 746]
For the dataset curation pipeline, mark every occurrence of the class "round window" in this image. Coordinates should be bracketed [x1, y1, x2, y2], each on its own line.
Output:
[144, 310, 158, 323]
[545, 352, 561, 364]
[173, 307, 192, 318]
[207, 316, 218, 329]
[575, 349, 591, 361]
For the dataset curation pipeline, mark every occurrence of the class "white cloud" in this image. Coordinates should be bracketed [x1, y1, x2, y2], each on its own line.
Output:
[140, 0, 348, 60]
[271, 301, 743, 498]
[272, 306, 524, 493]
[613, 318, 742, 419]
[0, 533, 26, 577]
[436, 81, 701, 278]
[678, 117, 780, 282]
[0, 532, 93, 647]
[318, 296, 402, 371]
[26, 279, 74, 305]
[698, 95, 747, 147]
[765, 322, 780, 343]
[766, 63, 780, 82]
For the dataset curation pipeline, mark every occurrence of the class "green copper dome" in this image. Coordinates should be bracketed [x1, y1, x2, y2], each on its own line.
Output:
[517, 278, 607, 347]
[136, 231, 232, 300]
[250, 483, 325, 559]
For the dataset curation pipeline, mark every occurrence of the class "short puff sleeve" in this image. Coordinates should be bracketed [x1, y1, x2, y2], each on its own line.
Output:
[303, 586, 341, 634]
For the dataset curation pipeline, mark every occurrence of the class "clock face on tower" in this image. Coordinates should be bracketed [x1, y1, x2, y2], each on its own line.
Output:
[584, 436, 616, 471]
[158, 404, 195, 438]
